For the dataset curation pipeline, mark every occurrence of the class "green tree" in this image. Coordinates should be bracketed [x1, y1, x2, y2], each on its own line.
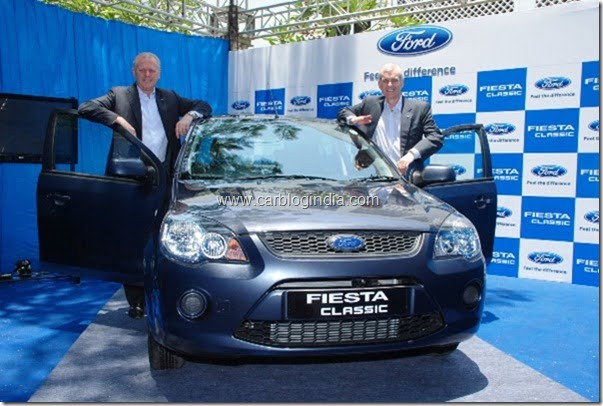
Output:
[266, 0, 422, 45]
[40, 0, 197, 35]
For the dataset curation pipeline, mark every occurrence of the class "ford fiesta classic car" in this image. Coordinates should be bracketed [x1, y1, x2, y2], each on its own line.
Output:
[37, 112, 496, 370]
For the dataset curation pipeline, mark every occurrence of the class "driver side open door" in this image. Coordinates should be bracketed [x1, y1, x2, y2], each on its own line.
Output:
[37, 109, 167, 283]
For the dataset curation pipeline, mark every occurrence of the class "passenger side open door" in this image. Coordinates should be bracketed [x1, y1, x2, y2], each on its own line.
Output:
[411, 124, 497, 263]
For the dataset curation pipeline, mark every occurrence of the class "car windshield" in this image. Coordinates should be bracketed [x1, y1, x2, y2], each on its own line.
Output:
[178, 117, 400, 183]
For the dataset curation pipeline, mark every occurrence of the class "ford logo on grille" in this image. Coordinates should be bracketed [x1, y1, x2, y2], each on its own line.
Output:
[535, 77, 572, 90]
[439, 84, 468, 96]
[584, 211, 599, 224]
[531, 165, 567, 178]
[290, 96, 311, 106]
[327, 235, 365, 252]
[231, 100, 250, 110]
[485, 123, 516, 135]
[452, 164, 466, 176]
[589, 120, 599, 132]
[528, 252, 564, 265]
[359, 90, 383, 100]
[497, 207, 512, 218]
[377, 25, 453, 56]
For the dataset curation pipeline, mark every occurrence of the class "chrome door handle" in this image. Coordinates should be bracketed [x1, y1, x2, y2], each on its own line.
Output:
[475, 195, 491, 209]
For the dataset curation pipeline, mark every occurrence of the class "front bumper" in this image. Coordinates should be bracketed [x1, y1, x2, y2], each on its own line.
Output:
[145, 234, 485, 358]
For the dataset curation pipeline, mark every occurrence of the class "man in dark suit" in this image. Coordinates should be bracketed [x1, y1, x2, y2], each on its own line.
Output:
[338, 63, 443, 175]
[78, 51, 212, 319]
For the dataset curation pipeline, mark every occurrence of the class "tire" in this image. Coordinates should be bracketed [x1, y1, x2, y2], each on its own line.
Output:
[148, 332, 185, 370]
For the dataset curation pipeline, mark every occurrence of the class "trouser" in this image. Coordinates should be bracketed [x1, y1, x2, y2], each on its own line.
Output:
[124, 284, 145, 309]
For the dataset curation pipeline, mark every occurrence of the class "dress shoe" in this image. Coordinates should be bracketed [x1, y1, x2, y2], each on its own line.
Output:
[128, 305, 145, 319]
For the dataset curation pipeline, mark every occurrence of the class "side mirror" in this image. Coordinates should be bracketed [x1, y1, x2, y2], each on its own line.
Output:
[410, 164, 456, 187]
[107, 158, 155, 184]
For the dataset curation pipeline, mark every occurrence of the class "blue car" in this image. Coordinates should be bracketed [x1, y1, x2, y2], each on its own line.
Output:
[37, 113, 496, 370]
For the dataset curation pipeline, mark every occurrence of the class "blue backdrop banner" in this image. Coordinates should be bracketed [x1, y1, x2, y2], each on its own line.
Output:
[0, 0, 229, 274]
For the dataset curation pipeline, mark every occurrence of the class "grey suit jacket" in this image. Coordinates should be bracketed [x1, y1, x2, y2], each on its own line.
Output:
[337, 96, 443, 160]
[78, 84, 212, 172]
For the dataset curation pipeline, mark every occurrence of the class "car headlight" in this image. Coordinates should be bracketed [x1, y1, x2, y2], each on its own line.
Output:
[160, 211, 248, 264]
[433, 212, 482, 261]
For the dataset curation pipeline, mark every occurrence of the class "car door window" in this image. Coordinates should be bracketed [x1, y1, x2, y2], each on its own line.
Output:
[50, 110, 152, 178]
[426, 125, 491, 182]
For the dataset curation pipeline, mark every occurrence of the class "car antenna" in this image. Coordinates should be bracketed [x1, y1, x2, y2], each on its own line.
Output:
[266, 46, 279, 119]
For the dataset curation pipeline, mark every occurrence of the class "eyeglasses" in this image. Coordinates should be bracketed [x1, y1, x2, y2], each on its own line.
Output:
[379, 78, 401, 85]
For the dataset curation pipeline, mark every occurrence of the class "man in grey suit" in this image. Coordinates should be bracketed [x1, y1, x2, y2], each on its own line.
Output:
[338, 63, 443, 175]
[78, 52, 212, 318]
[79, 51, 212, 177]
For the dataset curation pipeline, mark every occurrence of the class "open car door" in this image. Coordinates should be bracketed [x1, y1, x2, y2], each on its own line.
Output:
[412, 124, 497, 263]
[36, 109, 167, 283]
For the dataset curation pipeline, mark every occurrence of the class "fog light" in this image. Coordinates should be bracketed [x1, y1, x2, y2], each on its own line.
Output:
[178, 290, 207, 319]
[462, 283, 481, 306]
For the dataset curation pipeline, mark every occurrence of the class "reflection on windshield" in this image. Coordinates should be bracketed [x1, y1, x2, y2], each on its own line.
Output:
[179, 118, 399, 183]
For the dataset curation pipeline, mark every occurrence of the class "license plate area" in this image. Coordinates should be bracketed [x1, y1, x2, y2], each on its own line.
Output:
[286, 287, 407, 320]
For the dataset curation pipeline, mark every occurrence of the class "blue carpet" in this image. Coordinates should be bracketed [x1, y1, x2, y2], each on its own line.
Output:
[0, 277, 119, 402]
[0, 274, 598, 401]
[478, 275, 599, 401]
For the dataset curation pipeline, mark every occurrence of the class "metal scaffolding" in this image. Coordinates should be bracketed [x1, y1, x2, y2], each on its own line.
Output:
[83, 0, 580, 49]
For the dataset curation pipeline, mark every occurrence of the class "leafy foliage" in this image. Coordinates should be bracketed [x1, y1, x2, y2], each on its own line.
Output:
[40, 0, 197, 35]
[266, 0, 422, 45]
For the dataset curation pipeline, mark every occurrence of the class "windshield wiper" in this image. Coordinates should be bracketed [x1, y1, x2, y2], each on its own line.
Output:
[351, 175, 401, 184]
[179, 173, 227, 180]
[237, 174, 339, 182]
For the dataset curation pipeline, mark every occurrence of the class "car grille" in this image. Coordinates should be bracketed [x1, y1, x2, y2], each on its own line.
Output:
[259, 231, 421, 257]
[234, 313, 444, 347]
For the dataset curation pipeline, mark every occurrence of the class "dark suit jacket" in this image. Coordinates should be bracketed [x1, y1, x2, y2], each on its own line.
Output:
[338, 96, 443, 160]
[78, 84, 212, 173]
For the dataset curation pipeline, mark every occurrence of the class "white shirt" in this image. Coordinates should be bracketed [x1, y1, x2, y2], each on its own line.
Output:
[373, 97, 403, 162]
[137, 86, 167, 162]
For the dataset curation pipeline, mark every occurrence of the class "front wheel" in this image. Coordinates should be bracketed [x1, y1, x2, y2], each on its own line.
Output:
[148, 332, 185, 370]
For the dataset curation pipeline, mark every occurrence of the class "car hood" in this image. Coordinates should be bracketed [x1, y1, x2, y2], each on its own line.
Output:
[172, 180, 454, 235]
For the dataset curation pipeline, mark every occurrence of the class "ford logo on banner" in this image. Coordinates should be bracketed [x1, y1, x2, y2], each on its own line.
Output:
[359, 90, 382, 100]
[497, 207, 513, 218]
[589, 120, 599, 132]
[290, 96, 311, 106]
[439, 84, 468, 96]
[377, 25, 453, 56]
[485, 123, 516, 135]
[584, 211, 599, 224]
[531, 165, 567, 177]
[535, 77, 572, 90]
[327, 235, 365, 252]
[452, 165, 466, 176]
[528, 252, 564, 265]
[231, 100, 250, 110]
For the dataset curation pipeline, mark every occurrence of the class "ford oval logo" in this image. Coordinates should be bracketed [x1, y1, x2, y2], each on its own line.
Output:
[535, 77, 572, 90]
[584, 211, 599, 224]
[377, 25, 453, 56]
[485, 123, 516, 135]
[439, 84, 468, 97]
[452, 164, 466, 176]
[528, 252, 564, 265]
[327, 235, 365, 252]
[231, 100, 250, 110]
[589, 120, 599, 132]
[290, 96, 311, 106]
[497, 207, 513, 218]
[359, 90, 383, 100]
[531, 165, 567, 178]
